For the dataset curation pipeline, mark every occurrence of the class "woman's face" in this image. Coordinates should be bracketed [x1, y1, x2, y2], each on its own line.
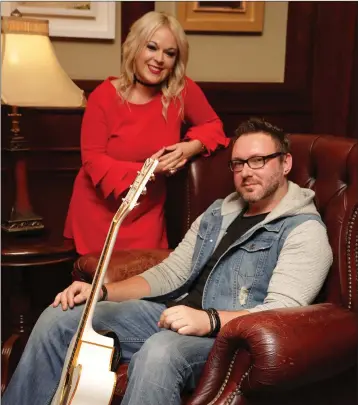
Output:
[135, 26, 178, 85]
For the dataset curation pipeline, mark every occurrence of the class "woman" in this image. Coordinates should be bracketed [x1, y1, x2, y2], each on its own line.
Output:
[64, 11, 229, 255]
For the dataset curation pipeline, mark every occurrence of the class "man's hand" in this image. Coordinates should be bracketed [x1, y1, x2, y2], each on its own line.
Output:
[158, 305, 211, 336]
[52, 281, 96, 311]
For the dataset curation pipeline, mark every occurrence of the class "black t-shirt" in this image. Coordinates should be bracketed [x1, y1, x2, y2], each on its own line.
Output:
[166, 210, 268, 309]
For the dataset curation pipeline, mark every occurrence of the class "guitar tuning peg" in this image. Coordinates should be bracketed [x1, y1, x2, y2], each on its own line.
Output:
[150, 174, 156, 182]
[141, 187, 147, 195]
[137, 171, 141, 175]
[134, 202, 140, 208]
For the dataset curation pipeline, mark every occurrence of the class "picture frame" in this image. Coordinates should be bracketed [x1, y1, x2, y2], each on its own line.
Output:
[177, 1, 265, 34]
[1, 1, 115, 39]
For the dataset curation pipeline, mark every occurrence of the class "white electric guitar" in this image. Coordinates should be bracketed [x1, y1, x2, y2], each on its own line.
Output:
[51, 158, 158, 405]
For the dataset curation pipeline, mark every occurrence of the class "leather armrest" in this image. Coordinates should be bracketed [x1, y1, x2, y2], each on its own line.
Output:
[72, 249, 172, 283]
[188, 303, 357, 405]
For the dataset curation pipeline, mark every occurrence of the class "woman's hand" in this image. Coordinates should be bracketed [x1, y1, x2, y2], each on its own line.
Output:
[52, 281, 97, 311]
[149, 147, 177, 174]
[158, 305, 211, 336]
[152, 140, 203, 175]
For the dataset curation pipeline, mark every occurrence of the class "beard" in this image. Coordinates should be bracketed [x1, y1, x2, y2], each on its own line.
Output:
[238, 172, 283, 203]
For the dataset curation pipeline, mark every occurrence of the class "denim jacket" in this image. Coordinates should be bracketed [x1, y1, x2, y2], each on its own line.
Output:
[149, 198, 324, 311]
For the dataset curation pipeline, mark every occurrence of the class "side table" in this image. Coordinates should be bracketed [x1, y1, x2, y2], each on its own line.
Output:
[1, 234, 78, 393]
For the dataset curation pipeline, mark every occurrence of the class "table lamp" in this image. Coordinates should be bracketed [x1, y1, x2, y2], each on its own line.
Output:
[1, 9, 86, 233]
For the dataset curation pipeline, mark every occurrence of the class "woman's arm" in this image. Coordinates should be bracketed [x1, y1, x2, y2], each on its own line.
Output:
[182, 77, 230, 155]
[157, 78, 229, 171]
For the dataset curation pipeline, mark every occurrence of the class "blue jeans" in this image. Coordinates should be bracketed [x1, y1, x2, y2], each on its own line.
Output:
[2, 299, 215, 405]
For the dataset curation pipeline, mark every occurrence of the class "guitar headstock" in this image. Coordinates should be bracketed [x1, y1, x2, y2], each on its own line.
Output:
[114, 158, 158, 221]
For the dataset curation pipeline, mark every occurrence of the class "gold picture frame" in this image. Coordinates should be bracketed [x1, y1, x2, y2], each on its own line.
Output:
[177, 1, 265, 33]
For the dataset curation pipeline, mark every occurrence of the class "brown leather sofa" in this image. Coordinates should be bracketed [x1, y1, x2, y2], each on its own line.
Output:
[73, 134, 358, 405]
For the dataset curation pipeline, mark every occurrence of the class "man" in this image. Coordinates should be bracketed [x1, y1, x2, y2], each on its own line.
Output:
[3, 118, 332, 405]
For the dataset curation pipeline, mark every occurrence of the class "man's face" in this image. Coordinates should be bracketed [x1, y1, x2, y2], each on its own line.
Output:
[231, 133, 292, 204]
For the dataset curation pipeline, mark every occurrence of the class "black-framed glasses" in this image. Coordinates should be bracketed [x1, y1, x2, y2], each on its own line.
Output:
[228, 152, 285, 173]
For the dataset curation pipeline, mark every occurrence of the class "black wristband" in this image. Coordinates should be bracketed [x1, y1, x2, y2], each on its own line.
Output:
[100, 284, 108, 302]
[204, 309, 214, 336]
[208, 308, 221, 337]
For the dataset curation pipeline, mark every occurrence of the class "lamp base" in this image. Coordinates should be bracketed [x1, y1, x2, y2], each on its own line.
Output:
[2, 209, 44, 233]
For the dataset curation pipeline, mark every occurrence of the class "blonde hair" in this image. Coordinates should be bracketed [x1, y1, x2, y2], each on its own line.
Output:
[117, 11, 189, 119]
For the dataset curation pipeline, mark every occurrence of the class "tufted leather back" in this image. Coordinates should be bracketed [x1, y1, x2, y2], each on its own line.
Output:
[165, 134, 358, 312]
[288, 135, 357, 311]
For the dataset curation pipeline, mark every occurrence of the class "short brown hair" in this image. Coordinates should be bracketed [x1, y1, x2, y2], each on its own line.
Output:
[234, 117, 290, 154]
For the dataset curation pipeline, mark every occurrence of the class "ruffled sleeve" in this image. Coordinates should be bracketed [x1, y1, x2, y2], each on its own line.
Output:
[182, 77, 230, 155]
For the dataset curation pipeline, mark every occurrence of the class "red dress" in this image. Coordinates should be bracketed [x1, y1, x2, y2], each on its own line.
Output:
[64, 77, 229, 255]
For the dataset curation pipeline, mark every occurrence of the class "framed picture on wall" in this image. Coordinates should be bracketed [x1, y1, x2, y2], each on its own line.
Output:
[1, 1, 115, 39]
[177, 1, 265, 33]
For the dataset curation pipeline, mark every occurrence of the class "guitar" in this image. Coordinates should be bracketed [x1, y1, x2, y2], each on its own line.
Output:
[51, 158, 158, 405]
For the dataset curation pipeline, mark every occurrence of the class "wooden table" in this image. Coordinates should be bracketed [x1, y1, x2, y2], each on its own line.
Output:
[1, 234, 77, 393]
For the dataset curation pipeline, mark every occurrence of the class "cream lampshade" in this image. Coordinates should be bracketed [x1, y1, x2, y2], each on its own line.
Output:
[1, 10, 86, 233]
[1, 11, 85, 107]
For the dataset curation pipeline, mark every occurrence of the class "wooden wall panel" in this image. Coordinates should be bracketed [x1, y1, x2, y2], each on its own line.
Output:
[1, 106, 83, 242]
[311, 3, 358, 137]
[121, 1, 155, 42]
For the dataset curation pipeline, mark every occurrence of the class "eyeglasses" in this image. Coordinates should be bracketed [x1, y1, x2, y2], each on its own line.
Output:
[229, 152, 285, 173]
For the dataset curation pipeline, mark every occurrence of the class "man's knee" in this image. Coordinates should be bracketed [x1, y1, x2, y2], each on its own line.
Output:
[133, 331, 214, 369]
[134, 331, 190, 366]
[31, 305, 81, 343]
